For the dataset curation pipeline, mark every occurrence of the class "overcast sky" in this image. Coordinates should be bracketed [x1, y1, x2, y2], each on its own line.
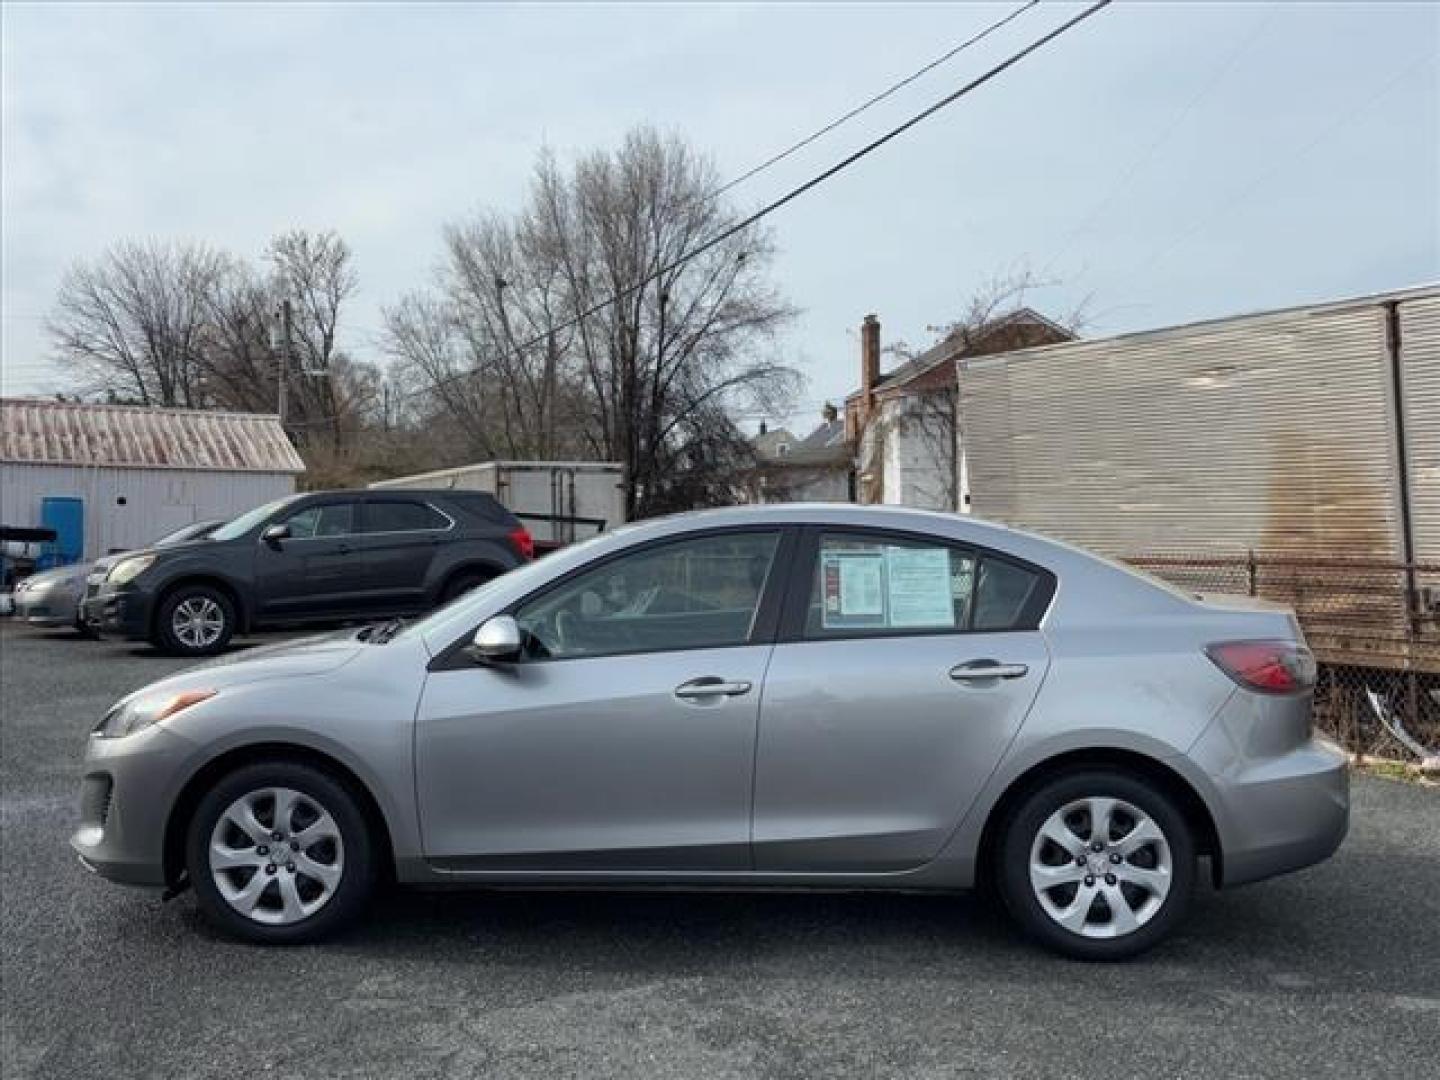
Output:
[3, 1, 1437, 429]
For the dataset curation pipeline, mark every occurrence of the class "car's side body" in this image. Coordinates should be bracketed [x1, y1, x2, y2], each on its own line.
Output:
[86, 490, 527, 642]
[72, 504, 1348, 906]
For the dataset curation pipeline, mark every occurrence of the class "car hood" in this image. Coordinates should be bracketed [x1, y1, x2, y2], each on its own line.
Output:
[125, 629, 371, 704]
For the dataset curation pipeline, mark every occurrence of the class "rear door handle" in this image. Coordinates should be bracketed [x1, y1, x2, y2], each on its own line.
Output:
[949, 661, 1029, 682]
[675, 677, 753, 700]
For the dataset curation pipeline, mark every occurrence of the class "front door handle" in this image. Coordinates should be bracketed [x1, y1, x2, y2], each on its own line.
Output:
[336, 542, 353, 555]
[950, 660, 1029, 682]
[675, 677, 753, 700]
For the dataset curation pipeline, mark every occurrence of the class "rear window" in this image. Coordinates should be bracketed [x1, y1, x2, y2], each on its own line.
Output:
[973, 558, 1043, 631]
[438, 490, 517, 526]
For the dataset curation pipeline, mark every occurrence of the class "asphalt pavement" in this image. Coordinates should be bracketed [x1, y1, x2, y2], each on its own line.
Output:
[2, 620, 1437, 1079]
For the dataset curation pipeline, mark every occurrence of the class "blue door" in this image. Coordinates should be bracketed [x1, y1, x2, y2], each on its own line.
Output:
[40, 497, 84, 568]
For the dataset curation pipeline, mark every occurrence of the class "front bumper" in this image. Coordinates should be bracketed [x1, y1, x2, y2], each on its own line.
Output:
[13, 590, 80, 627]
[84, 587, 153, 639]
[70, 724, 197, 887]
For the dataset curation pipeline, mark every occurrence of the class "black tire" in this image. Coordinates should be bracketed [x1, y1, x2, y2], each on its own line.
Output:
[73, 612, 99, 639]
[439, 569, 490, 605]
[153, 584, 236, 656]
[186, 759, 376, 945]
[995, 769, 1195, 961]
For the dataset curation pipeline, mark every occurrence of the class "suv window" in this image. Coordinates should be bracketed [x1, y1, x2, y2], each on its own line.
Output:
[364, 499, 450, 533]
[281, 502, 357, 539]
[515, 531, 781, 660]
[804, 533, 975, 638]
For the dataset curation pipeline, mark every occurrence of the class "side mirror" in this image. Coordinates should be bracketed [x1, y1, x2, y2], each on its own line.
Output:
[469, 615, 523, 664]
[261, 523, 291, 547]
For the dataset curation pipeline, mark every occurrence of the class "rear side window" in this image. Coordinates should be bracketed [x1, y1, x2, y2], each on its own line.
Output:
[804, 533, 976, 638]
[364, 500, 450, 533]
[973, 557, 1044, 631]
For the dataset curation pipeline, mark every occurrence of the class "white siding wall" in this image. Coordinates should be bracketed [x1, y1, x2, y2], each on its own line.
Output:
[872, 398, 955, 511]
[0, 464, 295, 559]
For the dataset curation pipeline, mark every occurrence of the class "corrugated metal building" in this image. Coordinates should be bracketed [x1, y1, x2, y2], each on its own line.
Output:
[1, 399, 304, 558]
[956, 285, 1440, 672]
[958, 285, 1440, 562]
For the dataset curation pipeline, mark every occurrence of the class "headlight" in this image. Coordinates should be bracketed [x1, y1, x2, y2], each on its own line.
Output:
[94, 689, 216, 739]
[107, 555, 156, 585]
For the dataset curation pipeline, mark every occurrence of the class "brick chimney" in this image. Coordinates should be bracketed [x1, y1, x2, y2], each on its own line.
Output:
[860, 313, 881, 423]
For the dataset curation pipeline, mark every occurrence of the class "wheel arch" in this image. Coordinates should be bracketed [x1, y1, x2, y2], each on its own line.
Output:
[434, 561, 505, 603]
[163, 741, 397, 889]
[976, 747, 1225, 889]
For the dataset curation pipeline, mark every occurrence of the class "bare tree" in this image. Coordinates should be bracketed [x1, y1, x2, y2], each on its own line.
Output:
[48, 240, 228, 407]
[267, 229, 362, 447]
[387, 127, 800, 517]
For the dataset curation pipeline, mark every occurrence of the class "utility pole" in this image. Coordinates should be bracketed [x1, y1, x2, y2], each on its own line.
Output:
[273, 299, 294, 423]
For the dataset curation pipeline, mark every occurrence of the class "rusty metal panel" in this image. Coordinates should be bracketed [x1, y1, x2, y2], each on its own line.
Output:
[959, 295, 1425, 560]
[1400, 296, 1440, 564]
[0, 399, 304, 473]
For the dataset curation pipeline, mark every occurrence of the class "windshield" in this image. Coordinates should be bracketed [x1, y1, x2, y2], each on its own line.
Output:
[154, 520, 221, 546]
[209, 496, 302, 542]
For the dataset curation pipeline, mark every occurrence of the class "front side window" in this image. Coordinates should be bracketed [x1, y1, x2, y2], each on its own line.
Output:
[364, 500, 449, 533]
[281, 502, 357, 539]
[515, 531, 781, 660]
[805, 533, 975, 638]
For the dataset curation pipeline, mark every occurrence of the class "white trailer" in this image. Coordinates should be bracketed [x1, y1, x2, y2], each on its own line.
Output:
[369, 461, 625, 549]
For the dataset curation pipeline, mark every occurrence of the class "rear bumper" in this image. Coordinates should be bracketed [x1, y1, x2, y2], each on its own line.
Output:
[1191, 718, 1350, 887]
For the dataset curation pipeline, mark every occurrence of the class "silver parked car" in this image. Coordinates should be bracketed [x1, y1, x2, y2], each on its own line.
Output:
[72, 505, 1348, 959]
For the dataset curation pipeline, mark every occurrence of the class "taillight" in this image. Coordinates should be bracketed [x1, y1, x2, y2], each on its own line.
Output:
[507, 526, 535, 561]
[1205, 640, 1316, 694]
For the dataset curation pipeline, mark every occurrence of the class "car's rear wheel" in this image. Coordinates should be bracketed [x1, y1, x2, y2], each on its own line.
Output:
[186, 760, 375, 944]
[154, 585, 235, 656]
[996, 769, 1195, 960]
[439, 569, 491, 605]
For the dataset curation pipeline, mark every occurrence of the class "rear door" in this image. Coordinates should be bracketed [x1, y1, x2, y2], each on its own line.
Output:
[753, 527, 1053, 872]
[357, 496, 454, 611]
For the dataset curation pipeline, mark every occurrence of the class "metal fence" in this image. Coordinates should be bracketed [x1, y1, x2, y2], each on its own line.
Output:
[1125, 553, 1440, 757]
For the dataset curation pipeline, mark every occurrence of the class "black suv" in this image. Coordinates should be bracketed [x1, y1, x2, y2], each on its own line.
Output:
[86, 489, 533, 656]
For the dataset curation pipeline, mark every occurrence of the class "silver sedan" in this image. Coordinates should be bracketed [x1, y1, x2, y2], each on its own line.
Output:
[71, 505, 1348, 959]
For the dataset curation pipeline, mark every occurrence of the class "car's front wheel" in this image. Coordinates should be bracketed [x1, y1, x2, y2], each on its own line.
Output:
[154, 585, 235, 656]
[996, 769, 1195, 960]
[186, 760, 376, 944]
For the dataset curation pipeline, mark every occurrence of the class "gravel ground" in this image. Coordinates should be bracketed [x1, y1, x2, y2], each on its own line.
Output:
[2, 621, 1438, 1079]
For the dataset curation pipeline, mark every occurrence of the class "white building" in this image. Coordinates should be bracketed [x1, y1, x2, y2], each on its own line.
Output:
[1, 399, 304, 558]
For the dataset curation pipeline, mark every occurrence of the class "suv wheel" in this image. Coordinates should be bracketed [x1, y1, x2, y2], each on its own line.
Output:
[155, 585, 235, 656]
[996, 769, 1195, 960]
[186, 760, 375, 944]
[439, 570, 490, 604]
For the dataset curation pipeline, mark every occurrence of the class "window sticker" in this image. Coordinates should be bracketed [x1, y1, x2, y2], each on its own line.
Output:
[884, 546, 955, 628]
[822, 550, 886, 628]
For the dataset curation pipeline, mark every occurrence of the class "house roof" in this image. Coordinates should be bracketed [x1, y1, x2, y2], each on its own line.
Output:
[752, 418, 848, 468]
[1, 398, 306, 473]
[846, 307, 1075, 401]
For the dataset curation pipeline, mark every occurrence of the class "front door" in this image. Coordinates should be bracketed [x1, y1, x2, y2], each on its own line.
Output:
[415, 529, 789, 871]
[254, 499, 368, 620]
[753, 528, 1053, 872]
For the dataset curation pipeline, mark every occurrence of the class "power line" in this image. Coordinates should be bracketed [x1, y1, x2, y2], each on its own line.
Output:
[405, 0, 1114, 404]
[1118, 51, 1434, 291]
[710, 0, 1041, 202]
[1040, 0, 1279, 281]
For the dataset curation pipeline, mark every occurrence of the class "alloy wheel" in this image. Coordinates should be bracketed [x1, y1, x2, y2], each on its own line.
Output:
[1028, 796, 1172, 939]
[172, 597, 225, 649]
[208, 787, 345, 926]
